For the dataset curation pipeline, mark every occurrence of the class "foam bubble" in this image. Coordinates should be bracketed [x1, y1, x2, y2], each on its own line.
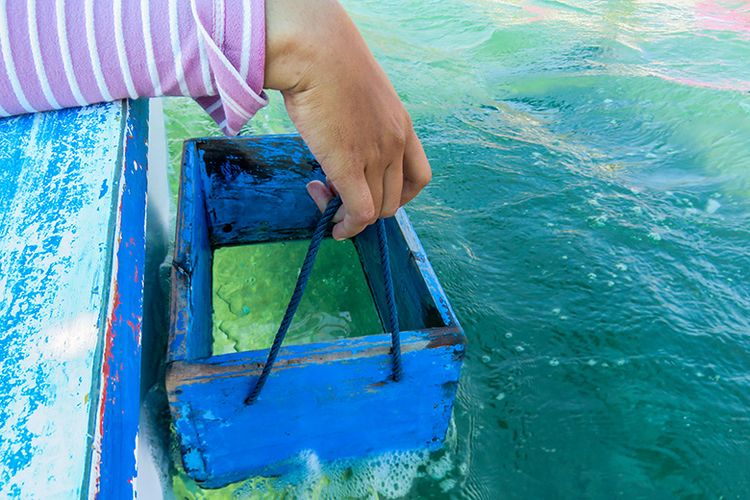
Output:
[172, 437, 452, 499]
[172, 420, 462, 498]
[647, 230, 662, 241]
[426, 452, 453, 480]
[705, 199, 721, 214]
[440, 478, 457, 492]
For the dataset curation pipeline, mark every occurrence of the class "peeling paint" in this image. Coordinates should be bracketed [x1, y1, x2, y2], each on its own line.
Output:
[0, 101, 148, 498]
[0, 104, 124, 497]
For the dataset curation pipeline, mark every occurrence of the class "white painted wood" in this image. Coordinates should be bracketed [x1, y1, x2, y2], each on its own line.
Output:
[0, 103, 126, 497]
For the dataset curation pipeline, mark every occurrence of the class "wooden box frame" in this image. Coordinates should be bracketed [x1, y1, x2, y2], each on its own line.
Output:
[167, 134, 465, 488]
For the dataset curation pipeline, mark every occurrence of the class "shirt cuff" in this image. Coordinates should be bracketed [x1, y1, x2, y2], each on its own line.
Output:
[192, 0, 268, 136]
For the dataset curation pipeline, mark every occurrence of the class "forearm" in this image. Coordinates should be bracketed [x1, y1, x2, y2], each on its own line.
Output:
[0, 0, 433, 238]
[0, 0, 266, 135]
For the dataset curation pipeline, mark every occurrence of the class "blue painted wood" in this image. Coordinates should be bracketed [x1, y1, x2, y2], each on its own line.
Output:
[168, 330, 464, 487]
[88, 99, 149, 498]
[199, 135, 326, 245]
[354, 217, 447, 332]
[167, 134, 465, 489]
[0, 101, 148, 498]
[170, 141, 213, 362]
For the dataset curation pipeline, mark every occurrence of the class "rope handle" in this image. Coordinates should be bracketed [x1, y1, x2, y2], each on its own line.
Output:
[244, 197, 402, 405]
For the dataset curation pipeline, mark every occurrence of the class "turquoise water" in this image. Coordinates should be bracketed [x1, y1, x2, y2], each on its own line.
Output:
[164, 0, 750, 497]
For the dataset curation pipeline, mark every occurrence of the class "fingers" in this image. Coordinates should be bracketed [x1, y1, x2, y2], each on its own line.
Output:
[400, 129, 432, 205]
[329, 172, 376, 241]
[381, 159, 404, 218]
[306, 180, 334, 212]
[325, 161, 400, 238]
[366, 166, 384, 220]
[326, 180, 346, 223]
[306, 127, 430, 241]
[307, 180, 347, 223]
[307, 179, 348, 229]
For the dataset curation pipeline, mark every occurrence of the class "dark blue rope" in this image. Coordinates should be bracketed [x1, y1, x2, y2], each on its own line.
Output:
[376, 218, 402, 382]
[245, 197, 402, 405]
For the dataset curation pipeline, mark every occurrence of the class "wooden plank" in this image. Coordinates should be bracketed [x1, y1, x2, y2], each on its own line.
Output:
[354, 217, 446, 332]
[0, 101, 148, 498]
[392, 211, 461, 328]
[170, 141, 213, 362]
[197, 134, 326, 245]
[87, 100, 149, 498]
[167, 329, 465, 488]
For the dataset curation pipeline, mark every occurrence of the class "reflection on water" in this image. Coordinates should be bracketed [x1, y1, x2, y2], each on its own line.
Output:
[163, 0, 750, 497]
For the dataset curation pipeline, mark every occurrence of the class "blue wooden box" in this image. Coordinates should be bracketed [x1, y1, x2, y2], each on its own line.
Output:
[166, 134, 465, 488]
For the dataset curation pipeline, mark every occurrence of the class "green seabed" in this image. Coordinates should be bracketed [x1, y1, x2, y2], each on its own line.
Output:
[163, 0, 750, 497]
[211, 239, 382, 355]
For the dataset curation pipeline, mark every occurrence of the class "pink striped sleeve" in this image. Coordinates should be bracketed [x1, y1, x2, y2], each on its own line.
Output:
[0, 0, 267, 136]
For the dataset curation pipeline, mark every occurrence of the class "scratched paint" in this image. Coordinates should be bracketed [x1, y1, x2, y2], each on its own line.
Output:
[0, 102, 143, 497]
[87, 100, 149, 498]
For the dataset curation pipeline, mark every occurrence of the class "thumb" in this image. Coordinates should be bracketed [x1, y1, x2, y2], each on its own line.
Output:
[306, 180, 335, 213]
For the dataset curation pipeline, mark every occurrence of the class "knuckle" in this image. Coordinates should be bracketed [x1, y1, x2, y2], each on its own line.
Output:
[379, 116, 408, 153]
[403, 112, 414, 129]
[353, 205, 377, 225]
[365, 211, 378, 225]
[391, 132, 406, 150]
[415, 166, 432, 187]
[381, 206, 398, 218]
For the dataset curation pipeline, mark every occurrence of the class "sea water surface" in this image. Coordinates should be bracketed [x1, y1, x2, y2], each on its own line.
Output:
[162, 0, 750, 497]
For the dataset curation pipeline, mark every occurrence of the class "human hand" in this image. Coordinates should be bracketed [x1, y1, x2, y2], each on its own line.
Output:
[264, 0, 431, 240]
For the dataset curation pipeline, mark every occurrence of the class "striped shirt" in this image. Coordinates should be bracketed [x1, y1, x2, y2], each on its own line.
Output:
[0, 0, 266, 136]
